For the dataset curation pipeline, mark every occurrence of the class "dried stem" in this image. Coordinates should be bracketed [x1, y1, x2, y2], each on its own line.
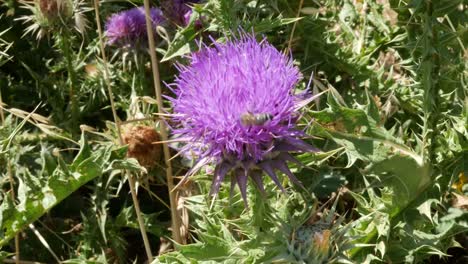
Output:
[142, 0, 183, 244]
[92, 0, 122, 142]
[126, 172, 154, 260]
[0, 89, 4, 123]
[287, 0, 304, 51]
[93, 0, 153, 260]
[1, 85, 19, 264]
[28, 224, 61, 263]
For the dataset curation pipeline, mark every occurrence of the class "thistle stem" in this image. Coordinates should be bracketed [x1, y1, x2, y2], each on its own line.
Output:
[60, 31, 79, 136]
[1, 85, 19, 264]
[8, 162, 19, 264]
[420, 1, 439, 163]
[93, 0, 154, 260]
[138, 54, 148, 95]
[142, 0, 183, 244]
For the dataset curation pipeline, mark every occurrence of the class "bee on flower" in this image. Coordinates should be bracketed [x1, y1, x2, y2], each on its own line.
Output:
[170, 34, 320, 205]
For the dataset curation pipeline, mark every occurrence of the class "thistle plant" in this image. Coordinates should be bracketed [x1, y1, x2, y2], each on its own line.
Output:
[18, 0, 89, 135]
[105, 6, 166, 94]
[155, 185, 351, 263]
[171, 34, 319, 204]
[1, 0, 466, 263]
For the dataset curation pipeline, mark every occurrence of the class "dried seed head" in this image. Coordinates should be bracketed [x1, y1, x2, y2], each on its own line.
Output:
[38, 0, 72, 22]
[122, 125, 162, 169]
[19, 0, 88, 39]
[38, 0, 58, 20]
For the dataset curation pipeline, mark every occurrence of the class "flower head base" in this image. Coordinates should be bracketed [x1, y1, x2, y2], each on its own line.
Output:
[171, 35, 318, 204]
[105, 7, 165, 48]
[161, 0, 200, 26]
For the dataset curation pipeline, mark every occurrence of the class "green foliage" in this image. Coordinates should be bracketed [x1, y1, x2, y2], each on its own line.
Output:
[154, 186, 350, 264]
[0, 25, 12, 67]
[0, 0, 466, 263]
[0, 132, 117, 246]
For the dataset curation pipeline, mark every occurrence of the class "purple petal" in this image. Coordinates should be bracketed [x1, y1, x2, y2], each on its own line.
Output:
[171, 34, 302, 163]
[294, 89, 327, 111]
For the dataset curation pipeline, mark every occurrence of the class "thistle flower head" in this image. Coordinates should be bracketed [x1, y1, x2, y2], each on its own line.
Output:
[18, 0, 88, 39]
[171, 35, 319, 203]
[38, 0, 71, 21]
[105, 6, 165, 48]
[161, 0, 200, 26]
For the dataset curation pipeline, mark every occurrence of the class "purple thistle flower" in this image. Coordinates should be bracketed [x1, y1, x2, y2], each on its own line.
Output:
[171, 35, 319, 205]
[161, 0, 200, 26]
[105, 6, 165, 47]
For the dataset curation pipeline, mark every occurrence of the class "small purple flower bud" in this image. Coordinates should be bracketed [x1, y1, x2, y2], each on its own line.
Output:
[105, 6, 165, 48]
[161, 0, 200, 26]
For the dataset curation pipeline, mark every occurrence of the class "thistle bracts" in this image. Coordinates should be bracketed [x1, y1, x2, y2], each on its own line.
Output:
[275, 198, 351, 264]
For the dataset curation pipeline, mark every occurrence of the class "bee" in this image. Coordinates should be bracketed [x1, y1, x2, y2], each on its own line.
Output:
[240, 111, 273, 126]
